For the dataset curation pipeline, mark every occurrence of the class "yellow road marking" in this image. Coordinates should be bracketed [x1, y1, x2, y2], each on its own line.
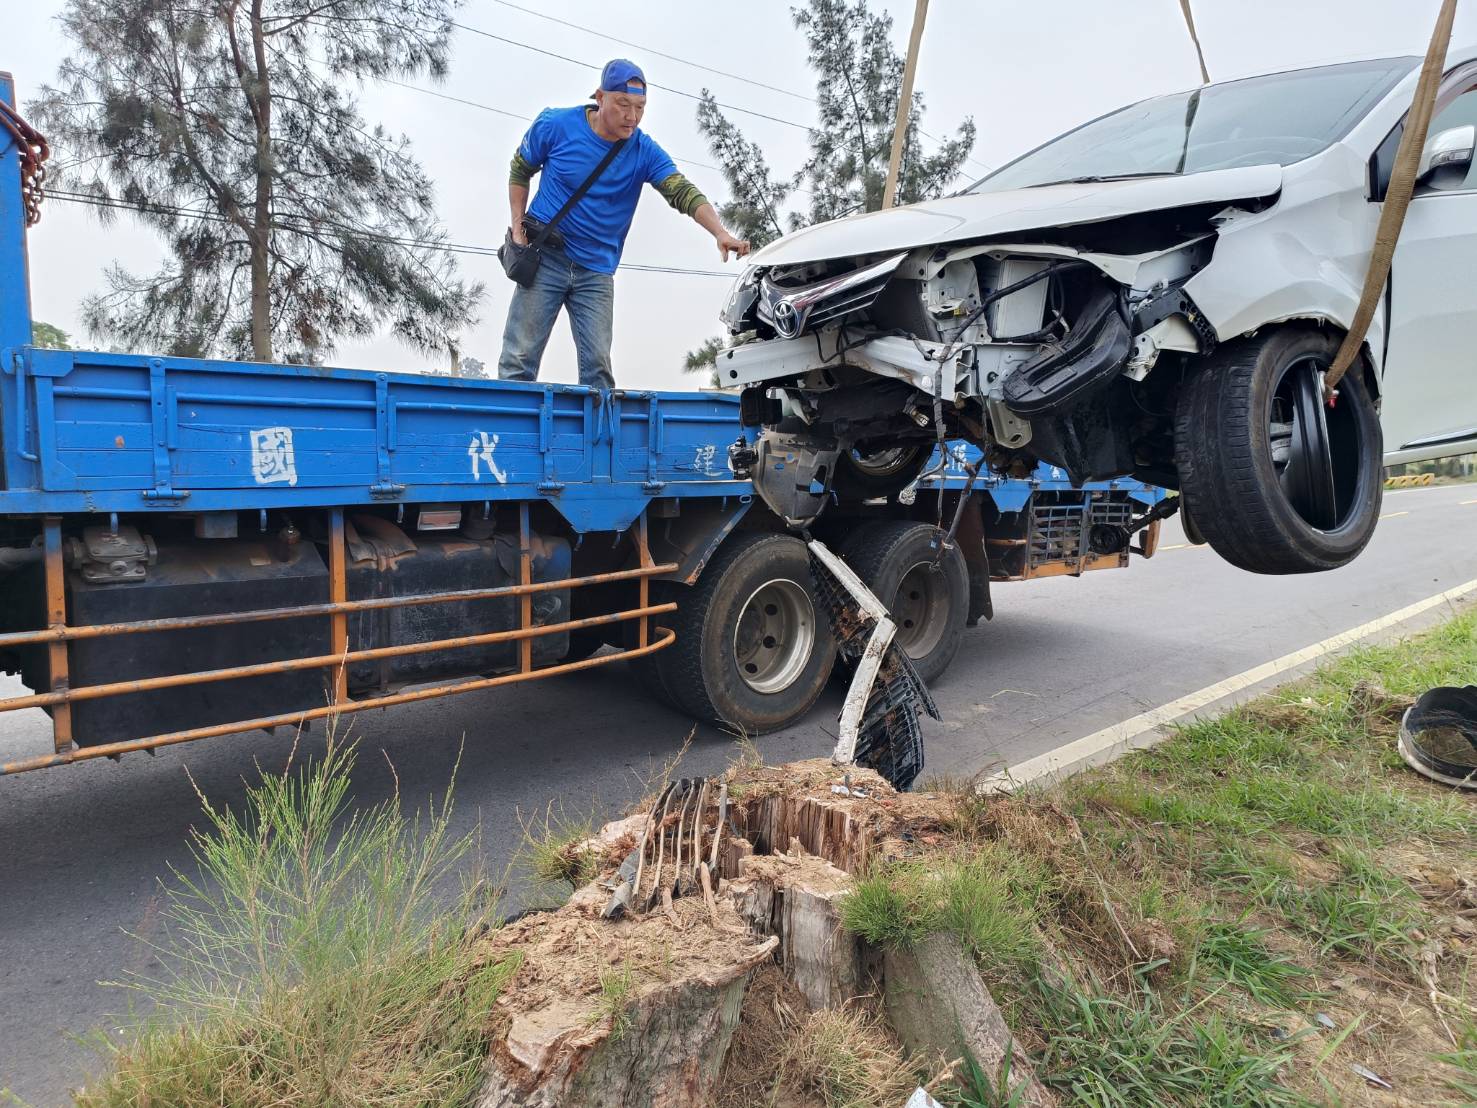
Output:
[1380, 511, 1409, 520]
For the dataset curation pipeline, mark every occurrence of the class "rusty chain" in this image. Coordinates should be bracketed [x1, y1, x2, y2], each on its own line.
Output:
[0, 100, 50, 227]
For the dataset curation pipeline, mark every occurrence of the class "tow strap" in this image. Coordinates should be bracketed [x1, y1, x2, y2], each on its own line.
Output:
[1324, 0, 1459, 391]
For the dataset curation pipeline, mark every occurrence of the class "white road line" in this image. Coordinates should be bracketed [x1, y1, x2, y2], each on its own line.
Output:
[981, 577, 1477, 792]
[1463, 498, 1477, 506]
[1380, 511, 1409, 519]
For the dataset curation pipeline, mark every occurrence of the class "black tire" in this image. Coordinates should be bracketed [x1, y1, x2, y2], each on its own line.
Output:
[840, 520, 968, 685]
[1179, 498, 1207, 546]
[642, 531, 836, 734]
[627, 583, 684, 710]
[1174, 327, 1383, 574]
[832, 444, 930, 502]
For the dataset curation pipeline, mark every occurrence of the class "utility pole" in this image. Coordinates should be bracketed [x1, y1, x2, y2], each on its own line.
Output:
[882, 0, 929, 208]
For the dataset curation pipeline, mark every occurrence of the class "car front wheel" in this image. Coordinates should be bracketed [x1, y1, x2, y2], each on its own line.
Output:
[1173, 326, 1383, 574]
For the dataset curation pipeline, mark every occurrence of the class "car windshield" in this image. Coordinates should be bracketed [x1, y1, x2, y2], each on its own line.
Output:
[970, 57, 1417, 193]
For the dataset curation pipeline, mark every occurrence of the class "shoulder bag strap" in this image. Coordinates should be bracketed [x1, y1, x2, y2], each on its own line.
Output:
[529, 135, 629, 248]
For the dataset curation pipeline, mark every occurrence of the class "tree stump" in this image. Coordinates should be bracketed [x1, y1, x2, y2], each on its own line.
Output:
[474, 895, 777, 1108]
[883, 933, 1057, 1108]
[725, 845, 864, 1010]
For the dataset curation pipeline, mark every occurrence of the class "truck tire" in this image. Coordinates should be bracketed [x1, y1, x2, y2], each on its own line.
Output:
[1174, 327, 1383, 574]
[640, 531, 836, 734]
[840, 520, 968, 685]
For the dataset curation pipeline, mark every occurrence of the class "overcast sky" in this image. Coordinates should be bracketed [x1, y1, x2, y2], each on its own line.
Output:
[8, 0, 1477, 390]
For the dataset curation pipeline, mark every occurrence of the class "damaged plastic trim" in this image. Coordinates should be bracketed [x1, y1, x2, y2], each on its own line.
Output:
[808, 538, 896, 770]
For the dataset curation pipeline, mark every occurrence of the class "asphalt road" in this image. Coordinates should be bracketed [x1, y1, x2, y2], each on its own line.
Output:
[3, 481, 1475, 1105]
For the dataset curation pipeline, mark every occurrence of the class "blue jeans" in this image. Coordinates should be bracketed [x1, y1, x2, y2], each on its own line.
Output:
[497, 244, 615, 391]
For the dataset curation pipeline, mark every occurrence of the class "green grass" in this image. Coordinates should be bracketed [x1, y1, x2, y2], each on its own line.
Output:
[841, 845, 1047, 975]
[1030, 982, 1308, 1108]
[1271, 852, 1427, 969]
[938, 1046, 1036, 1108]
[1435, 1020, 1477, 1100]
[842, 870, 939, 950]
[77, 740, 518, 1108]
[1193, 921, 1312, 1009]
[596, 963, 636, 1042]
[956, 612, 1475, 1104]
[1202, 840, 1429, 973]
[517, 800, 599, 890]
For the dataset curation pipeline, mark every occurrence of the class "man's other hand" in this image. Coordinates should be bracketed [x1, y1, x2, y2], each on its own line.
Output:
[715, 231, 750, 262]
[511, 222, 530, 247]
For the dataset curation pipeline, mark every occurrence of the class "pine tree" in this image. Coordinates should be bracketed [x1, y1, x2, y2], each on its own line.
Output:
[31, 321, 73, 349]
[32, 0, 481, 363]
[687, 0, 975, 372]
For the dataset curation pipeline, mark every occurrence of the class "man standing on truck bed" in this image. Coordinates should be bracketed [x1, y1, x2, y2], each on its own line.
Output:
[497, 60, 749, 390]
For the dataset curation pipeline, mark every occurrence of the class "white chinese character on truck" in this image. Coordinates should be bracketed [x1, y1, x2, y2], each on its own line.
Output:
[718, 54, 1477, 575]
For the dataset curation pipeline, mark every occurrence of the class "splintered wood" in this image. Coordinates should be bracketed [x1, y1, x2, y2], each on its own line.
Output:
[474, 759, 1053, 1107]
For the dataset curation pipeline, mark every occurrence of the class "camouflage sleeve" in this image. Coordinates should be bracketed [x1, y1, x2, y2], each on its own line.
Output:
[509, 150, 539, 188]
[655, 173, 709, 217]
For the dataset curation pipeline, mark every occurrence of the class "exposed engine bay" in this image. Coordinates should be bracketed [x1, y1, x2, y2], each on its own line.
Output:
[718, 202, 1240, 528]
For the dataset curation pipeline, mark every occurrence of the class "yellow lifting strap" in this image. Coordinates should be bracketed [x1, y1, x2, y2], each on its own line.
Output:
[1324, 0, 1460, 391]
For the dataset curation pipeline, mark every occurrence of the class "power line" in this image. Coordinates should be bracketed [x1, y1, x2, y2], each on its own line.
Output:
[377, 77, 730, 178]
[451, 20, 811, 132]
[47, 190, 737, 278]
[484, 0, 814, 103]
[457, 14, 992, 174]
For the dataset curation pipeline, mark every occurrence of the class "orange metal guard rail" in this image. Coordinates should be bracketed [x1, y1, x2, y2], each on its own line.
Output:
[1, 506, 676, 775]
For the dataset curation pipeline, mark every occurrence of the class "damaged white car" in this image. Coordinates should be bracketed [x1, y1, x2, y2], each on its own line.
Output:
[718, 54, 1477, 574]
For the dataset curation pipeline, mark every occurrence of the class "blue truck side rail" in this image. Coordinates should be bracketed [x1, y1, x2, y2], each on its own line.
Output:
[0, 346, 1158, 529]
[0, 346, 753, 532]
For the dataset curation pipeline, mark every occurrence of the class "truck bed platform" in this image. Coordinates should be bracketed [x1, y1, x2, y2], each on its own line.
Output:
[0, 348, 1159, 530]
[1, 347, 751, 531]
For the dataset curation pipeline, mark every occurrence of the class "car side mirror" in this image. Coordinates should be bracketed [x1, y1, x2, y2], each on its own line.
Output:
[1417, 123, 1476, 183]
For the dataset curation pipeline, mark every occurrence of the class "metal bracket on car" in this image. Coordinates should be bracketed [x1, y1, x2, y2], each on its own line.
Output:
[1132, 286, 1219, 353]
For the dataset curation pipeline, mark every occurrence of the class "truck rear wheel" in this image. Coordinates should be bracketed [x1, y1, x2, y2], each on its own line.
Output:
[840, 521, 968, 684]
[637, 531, 836, 734]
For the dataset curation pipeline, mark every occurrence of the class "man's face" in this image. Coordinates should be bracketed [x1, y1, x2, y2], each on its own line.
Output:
[595, 85, 646, 138]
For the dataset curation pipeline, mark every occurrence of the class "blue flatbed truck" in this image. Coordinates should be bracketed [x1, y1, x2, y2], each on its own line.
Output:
[0, 73, 1163, 774]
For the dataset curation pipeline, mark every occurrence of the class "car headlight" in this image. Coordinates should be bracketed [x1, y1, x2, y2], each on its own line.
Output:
[720, 265, 762, 332]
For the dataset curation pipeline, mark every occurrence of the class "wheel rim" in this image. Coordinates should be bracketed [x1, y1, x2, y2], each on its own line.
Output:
[891, 561, 950, 660]
[850, 445, 921, 477]
[1268, 355, 1359, 532]
[733, 579, 816, 694]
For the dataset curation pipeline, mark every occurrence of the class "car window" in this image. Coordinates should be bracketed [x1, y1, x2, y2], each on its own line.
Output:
[971, 57, 1417, 193]
[1422, 87, 1477, 192]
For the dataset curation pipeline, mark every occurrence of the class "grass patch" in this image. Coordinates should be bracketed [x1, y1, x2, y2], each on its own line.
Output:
[1436, 1020, 1477, 1100]
[1030, 982, 1306, 1107]
[774, 1005, 919, 1108]
[78, 740, 517, 1107]
[929, 611, 1477, 1105]
[596, 963, 636, 1042]
[1194, 920, 1312, 1009]
[516, 800, 599, 891]
[842, 844, 1047, 977]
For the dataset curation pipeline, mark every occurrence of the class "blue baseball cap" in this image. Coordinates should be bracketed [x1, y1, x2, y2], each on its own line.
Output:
[596, 59, 647, 96]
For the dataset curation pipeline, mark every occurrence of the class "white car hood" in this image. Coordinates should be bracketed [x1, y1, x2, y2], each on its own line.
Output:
[749, 164, 1285, 266]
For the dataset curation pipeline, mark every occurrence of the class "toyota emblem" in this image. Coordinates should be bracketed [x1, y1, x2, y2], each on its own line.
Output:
[772, 299, 801, 338]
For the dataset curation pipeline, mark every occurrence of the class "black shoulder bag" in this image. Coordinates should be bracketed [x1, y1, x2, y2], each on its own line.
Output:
[499, 137, 628, 288]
